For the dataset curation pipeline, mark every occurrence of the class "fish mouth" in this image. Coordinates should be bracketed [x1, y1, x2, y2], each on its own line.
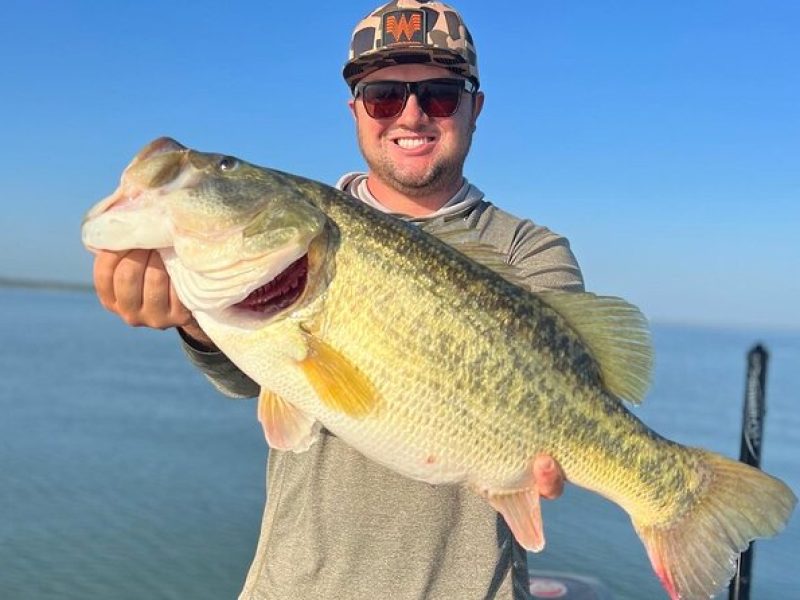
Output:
[231, 254, 308, 317]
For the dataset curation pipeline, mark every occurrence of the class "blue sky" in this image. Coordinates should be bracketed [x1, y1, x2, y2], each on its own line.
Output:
[2, 1, 798, 330]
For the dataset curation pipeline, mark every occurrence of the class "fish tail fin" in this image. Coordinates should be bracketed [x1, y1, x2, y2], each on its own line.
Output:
[633, 451, 796, 600]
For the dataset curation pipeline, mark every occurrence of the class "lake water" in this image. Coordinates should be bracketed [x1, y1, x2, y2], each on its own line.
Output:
[1, 288, 797, 599]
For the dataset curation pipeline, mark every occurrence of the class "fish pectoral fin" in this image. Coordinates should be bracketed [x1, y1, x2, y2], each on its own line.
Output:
[257, 388, 319, 452]
[298, 336, 379, 418]
[488, 487, 545, 552]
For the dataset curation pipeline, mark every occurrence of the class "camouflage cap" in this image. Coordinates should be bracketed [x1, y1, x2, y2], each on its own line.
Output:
[343, 0, 479, 90]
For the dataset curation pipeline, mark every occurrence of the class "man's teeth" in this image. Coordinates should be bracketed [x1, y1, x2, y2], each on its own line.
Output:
[395, 137, 431, 149]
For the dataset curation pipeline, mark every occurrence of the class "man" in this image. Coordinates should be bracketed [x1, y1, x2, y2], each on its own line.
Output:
[92, 1, 584, 598]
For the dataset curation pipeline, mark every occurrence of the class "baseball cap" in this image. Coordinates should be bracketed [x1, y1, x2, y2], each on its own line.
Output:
[343, 0, 479, 91]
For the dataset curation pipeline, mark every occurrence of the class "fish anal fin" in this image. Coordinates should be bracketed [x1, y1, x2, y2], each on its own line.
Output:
[257, 388, 318, 452]
[298, 336, 379, 418]
[633, 450, 796, 600]
[538, 291, 653, 405]
[488, 487, 545, 552]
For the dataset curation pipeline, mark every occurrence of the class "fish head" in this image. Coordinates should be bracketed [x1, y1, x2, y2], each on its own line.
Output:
[82, 137, 334, 323]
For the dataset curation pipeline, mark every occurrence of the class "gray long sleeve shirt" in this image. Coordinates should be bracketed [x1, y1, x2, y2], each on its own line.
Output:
[181, 178, 584, 600]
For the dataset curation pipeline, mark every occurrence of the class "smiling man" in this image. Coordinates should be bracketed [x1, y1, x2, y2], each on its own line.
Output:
[348, 64, 483, 215]
[92, 1, 584, 598]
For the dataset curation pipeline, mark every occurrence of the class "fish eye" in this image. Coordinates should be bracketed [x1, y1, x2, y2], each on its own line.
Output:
[218, 156, 239, 172]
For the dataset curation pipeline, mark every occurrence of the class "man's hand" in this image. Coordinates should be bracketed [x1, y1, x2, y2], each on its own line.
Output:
[534, 455, 565, 499]
[92, 249, 215, 348]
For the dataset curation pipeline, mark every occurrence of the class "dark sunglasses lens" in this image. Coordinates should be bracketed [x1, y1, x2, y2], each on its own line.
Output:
[418, 81, 462, 117]
[362, 82, 406, 118]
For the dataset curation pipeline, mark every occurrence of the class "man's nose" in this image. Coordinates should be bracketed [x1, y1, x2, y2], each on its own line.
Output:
[395, 92, 428, 126]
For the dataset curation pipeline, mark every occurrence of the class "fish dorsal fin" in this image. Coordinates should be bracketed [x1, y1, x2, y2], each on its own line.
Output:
[432, 225, 653, 404]
[429, 225, 531, 288]
[538, 291, 654, 405]
[257, 388, 319, 452]
[298, 336, 379, 418]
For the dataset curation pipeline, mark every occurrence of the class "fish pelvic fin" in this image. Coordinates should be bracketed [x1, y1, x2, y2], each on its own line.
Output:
[299, 336, 379, 418]
[538, 291, 653, 404]
[487, 488, 545, 553]
[633, 451, 796, 600]
[257, 388, 319, 452]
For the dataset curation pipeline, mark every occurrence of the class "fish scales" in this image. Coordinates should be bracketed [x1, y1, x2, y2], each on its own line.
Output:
[81, 138, 795, 599]
[277, 180, 708, 515]
[313, 199, 563, 483]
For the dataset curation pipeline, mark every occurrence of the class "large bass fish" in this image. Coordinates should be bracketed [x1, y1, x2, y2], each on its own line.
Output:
[82, 138, 795, 599]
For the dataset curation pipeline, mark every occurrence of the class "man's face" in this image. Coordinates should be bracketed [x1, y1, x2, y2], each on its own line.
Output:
[348, 64, 484, 198]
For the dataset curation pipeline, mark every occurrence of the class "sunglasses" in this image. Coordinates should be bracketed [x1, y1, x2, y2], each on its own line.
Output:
[353, 78, 477, 119]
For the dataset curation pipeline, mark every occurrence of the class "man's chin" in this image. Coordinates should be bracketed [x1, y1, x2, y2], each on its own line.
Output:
[388, 161, 447, 188]
[366, 153, 463, 196]
[388, 172, 445, 195]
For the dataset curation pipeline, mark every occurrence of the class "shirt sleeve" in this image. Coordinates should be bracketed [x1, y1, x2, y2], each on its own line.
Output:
[448, 201, 585, 293]
[503, 217, 585, 293]
[177, 327, 259, 399]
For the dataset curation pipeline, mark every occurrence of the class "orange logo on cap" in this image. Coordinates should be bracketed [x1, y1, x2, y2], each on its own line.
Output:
[385, 13, 422, 43]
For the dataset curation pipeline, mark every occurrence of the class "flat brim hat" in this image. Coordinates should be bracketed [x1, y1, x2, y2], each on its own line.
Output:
[343, 0, 479, 90]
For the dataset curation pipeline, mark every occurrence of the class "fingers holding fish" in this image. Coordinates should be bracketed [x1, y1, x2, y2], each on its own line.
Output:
[140, 252, 195, 328]
[93, 248, 192, 330]
[92, 249, 122, 311]
[167, 284, 196, 329]
[141, 251, 192, 327]
[113, 249, 159, 326]
[533, 455, 565, 500]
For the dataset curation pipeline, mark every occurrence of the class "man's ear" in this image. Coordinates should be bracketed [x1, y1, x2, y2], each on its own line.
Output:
[471, 91, 485, 124]
[348, 98, 357, 121]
